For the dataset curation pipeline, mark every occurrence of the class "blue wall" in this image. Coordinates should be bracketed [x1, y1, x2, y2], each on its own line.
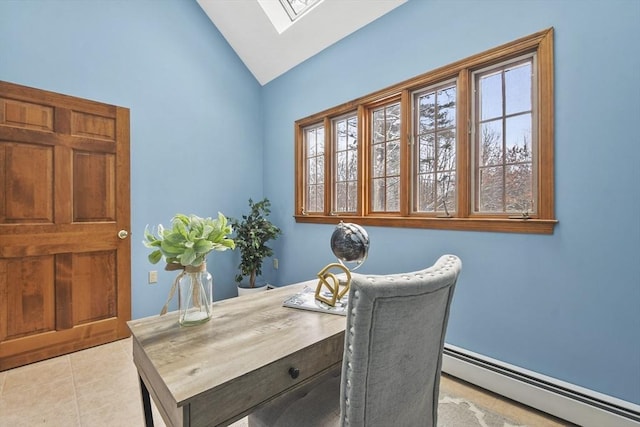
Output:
[0, 0, 263, 315]
[263, 0, 640, 406]
[1, 0, 638, 407]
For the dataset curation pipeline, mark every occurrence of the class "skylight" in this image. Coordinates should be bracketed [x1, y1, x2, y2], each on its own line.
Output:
[257, 0, 324, 34]
[198, 0, 408, 84]
[279, 0, 321, 21]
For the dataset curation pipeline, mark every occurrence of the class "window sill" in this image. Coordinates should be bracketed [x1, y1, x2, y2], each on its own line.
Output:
[294, 215, 558, 234]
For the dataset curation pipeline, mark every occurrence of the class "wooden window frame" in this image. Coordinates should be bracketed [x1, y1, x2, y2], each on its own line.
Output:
[368, 98, 403, 214]
[331, 112, 359, 215]
[471, 55, 537, 216]
[294, 28, 557, 234]
[410, 79, 458, 217]
[300, 123, 326, 214]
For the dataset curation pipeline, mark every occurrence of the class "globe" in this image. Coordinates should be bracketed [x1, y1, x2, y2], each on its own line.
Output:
[330, 222, 370, 271]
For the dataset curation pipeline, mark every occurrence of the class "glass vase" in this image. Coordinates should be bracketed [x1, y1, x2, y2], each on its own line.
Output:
[178, 263, 213, 326]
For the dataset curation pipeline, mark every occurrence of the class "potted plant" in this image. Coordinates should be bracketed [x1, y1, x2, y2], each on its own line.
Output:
[230, 198, 281, 294]
[143, 212, 235, 325]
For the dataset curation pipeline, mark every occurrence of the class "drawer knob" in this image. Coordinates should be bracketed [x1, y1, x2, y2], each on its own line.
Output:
[288, 367, 300, 379]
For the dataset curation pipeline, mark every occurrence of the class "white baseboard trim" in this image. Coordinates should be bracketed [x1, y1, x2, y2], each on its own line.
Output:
[442, 344, 640, 427]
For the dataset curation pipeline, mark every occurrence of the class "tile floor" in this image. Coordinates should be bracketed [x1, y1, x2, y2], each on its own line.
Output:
[0, 338, 168, 427]
[0, 338, 571, 427]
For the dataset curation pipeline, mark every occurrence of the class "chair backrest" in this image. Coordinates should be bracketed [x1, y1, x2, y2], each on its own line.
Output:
[339, 254, 461, 427]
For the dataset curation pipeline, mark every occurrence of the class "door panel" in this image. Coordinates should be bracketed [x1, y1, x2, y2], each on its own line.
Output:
[4, 142, 54, 222]
[73, 250, 117, 324]
[74, 151, 116, 221]
[0, 81, 131, 371]
[4, 256, 55, 340]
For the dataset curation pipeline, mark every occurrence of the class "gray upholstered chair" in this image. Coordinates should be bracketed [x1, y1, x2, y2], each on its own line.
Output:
[249, 254, 462, 427]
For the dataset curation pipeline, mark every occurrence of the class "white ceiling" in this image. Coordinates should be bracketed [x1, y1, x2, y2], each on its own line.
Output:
[197, 0, 408, 86]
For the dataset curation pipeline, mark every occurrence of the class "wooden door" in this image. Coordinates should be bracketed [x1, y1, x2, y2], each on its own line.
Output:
[0, 81, 131, 371]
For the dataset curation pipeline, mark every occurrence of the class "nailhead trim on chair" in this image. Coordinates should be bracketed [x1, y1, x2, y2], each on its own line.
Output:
[342, 286, 362, 426]
[360, 254, 458, 284]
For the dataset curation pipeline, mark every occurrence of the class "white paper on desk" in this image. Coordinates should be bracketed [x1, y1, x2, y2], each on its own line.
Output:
[282, 286, 348, 316]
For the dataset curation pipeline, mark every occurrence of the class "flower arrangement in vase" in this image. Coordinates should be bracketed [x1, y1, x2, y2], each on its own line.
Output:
[143, 213, 235, 325]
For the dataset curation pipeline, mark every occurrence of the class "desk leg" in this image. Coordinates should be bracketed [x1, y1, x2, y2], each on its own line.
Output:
[139, 376, 155, 427]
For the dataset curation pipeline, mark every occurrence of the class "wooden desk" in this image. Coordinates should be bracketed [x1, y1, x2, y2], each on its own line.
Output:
[127, 281, 346, 427]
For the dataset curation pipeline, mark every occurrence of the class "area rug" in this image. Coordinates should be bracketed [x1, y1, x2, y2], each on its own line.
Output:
[437, 391, 526, 427]
[231, 375, 559, 427]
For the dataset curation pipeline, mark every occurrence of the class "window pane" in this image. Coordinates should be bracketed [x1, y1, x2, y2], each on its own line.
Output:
[372, 143, 385, 178]
[478, 166, 504, 211]
[318, 184, 324, 208]
[335, 182, 347, 212]
[317, 156, 324, 180]
[386, 141, 400, 176]
[347, 181, 357, 212]
[386, 104, 401, 140]
[479, 120, 503, 166]
[504, 113, 533, 213]
[417, 173, 435, 211]
[306, 132, 316, 155]
[304, 124, 325, 213]
[505, 63, 532, 115]
[347, 116, 357, 142]
[317, 136, 324, 155]
[438, 171, 456, 214]
[386, 176, 400, 211]
[506, 164, 533, 212]
[347, 151, 357, 180]
[347, 118, 357, 150]
[372, 178, 385, 211]
[307, 185, 317, 211]
[418, 135, 435, 173]
[307, 158, 316, 184]
[336, 120, 346, 151]
[371, 102, 401, 212]
[307, 183, 324, 212]
[474, 56, 535, 214]
[413, 83, 456, 214]
[479, 71, 502, 120]
[437, 87, 456, 127]
[505, 113, 532, 163]
[333, 113, 358, 213]
[336, 152, 347, 181]
[437, 130, 456, 172]
[418, 92, 436, 132]
[372, 109, 385, 143]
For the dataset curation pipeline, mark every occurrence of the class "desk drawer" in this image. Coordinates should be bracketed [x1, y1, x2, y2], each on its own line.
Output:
[189, 331, 344, 426]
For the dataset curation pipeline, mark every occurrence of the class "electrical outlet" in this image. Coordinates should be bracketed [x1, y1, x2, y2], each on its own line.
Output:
[148, 270, 158, 284]
[273, 258, 279, 269]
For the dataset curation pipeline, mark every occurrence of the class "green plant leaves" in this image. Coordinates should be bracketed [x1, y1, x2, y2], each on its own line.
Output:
[229, 198, 281, 287]
[193, 239, 214, 254]
[143, 213, 235, 267]
[148, 250, 163, 264]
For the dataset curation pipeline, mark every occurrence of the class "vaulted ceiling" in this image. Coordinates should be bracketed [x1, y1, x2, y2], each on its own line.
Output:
[197, 0, 407, 85]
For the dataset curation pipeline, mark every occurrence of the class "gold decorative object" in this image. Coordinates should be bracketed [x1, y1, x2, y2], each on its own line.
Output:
[314, 263, 351, 307]
[314, 222, 369, 307]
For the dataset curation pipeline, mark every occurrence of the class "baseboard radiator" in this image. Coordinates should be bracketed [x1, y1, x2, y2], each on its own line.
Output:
[442, 344, 640, 427]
